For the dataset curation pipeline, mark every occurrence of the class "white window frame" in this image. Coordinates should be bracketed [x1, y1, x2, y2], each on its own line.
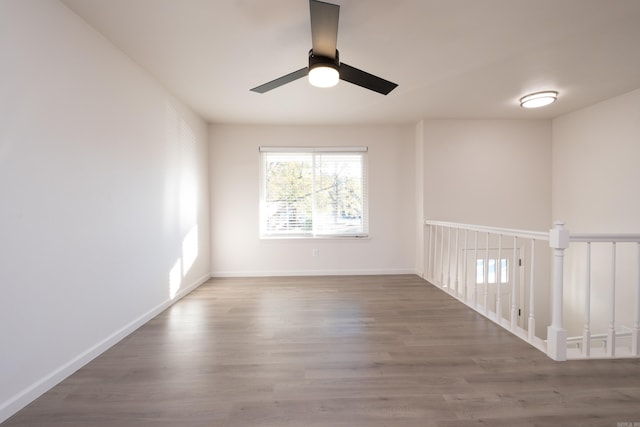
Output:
[259, 146, 369, 239]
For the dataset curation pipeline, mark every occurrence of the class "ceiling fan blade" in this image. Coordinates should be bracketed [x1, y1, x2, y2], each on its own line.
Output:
[339, 63, 398, 95]
[250, 67, 308, 93]
[309, 0, 339, 59]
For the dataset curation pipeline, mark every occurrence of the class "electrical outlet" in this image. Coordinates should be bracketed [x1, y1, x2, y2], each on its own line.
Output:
[312, 248, 319, 257]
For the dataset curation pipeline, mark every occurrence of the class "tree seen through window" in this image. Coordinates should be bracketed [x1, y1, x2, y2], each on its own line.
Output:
[261, 149, 367, 237]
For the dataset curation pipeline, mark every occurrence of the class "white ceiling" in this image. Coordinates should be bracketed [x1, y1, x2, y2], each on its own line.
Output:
[61, 0, 640, 125]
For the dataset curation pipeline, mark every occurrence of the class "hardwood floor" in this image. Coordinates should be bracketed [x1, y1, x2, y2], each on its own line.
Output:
[4, 275, 640, 426]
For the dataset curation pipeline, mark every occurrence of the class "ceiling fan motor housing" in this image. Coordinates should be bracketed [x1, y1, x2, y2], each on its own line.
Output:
[308, 49, 339, 72]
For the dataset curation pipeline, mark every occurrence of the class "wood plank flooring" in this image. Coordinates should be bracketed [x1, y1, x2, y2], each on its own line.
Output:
[4, 275, 640, 426]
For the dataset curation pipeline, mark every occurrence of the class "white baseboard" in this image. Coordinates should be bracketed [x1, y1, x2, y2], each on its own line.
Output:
[0, 273, 211, 424]
[211, 268, 417, 277]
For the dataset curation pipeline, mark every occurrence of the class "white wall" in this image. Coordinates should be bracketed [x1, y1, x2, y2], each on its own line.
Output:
[0, 1, 210, 421]
[422, 120, 552, 229]
[210, 124, 415, 276]
[420, 119, 553, 337]
[552, 88, 640, 336]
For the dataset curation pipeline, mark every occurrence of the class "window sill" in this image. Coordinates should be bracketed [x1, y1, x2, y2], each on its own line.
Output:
[260, 234, 370, 241]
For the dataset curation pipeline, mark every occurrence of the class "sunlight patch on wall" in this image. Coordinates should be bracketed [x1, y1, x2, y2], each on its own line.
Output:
[164, 103, 202, 301]
[168, 226, 200, 300]
[169, 258, 182, 300]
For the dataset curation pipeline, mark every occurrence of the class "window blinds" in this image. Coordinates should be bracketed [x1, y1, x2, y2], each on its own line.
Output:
[260, 147, 368, 237]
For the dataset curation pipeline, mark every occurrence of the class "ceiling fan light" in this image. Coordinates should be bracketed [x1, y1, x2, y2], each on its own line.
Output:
[308, 64, 339, 88]
[520, 91, 558, 108]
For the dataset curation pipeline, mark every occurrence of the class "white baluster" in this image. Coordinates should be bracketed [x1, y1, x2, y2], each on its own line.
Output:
[427, 225, 433, 281]
[454, 228, 460, 297]
[547, 221, 568, 361]
[435, 226, 440, 283]
[439, 225, 444, 287]
[474, 230, 478, 309]
[446, 227, 452, 291]
[496, 234, 503, 321]
[463, 229, 468, 304]
[511, 236, 518, 330]
[582, 242, 591, 357]
[484, 232, 489, 316]
[607, 242, 616, 357]
[633, 242, 640, 356]
[528, 239, 536, 342]
[431, 226, 436, 282]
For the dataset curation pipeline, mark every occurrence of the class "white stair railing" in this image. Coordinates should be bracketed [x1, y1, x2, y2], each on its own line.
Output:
[425, 220, 550, 355]
[424, 220, 640, 361]
[566, 233, 640, 359]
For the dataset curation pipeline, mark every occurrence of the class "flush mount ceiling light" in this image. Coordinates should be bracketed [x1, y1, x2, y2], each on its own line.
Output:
[520, 91, 558, 108]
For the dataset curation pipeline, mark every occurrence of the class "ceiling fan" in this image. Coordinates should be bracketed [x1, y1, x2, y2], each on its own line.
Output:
[250, 0, 398, 95]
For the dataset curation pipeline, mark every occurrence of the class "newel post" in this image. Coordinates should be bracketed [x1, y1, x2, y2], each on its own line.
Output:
[547, 221, 569, 361]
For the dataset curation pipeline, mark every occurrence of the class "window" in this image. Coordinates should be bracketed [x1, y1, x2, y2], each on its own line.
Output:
[260, 147, 368, 238]
[476, 258, 509, 284]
